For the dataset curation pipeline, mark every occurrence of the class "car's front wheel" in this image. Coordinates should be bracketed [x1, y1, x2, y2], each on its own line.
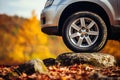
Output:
[62, 11, 107, 52]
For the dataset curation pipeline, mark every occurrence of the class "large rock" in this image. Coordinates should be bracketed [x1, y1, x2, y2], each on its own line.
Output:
[4, 59, 49, 79]
[56, 53, 116, 67]
[15, 59, 48, 75]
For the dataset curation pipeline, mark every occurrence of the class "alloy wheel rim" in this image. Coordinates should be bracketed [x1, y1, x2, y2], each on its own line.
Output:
[68, 17, 99, 48]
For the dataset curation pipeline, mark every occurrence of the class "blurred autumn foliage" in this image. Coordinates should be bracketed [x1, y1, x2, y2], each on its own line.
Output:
[101, 40, 120, 58]
[0, 12, 119, 65]
[0, 12, 56, 65]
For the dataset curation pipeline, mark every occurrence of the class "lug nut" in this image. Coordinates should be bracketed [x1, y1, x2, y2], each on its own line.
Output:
[79, 30, 82, 33]
[81, 34, 84, 37]
[85, 34, 88, 37]
[86, 29, 89, 32]
[82, 27, 85, 30]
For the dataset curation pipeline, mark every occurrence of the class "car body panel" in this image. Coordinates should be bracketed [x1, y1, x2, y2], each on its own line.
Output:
[41, 0, 120, 34]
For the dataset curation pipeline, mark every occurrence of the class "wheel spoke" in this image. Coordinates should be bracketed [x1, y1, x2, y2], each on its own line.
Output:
[80, 18, 86, 27]
[85, 36, 92, 45]
[87, 21, 95, 29]
[77, 37, 83, 46]
[71, 23, 80, 31]
[70, 32, 80, 38]
[87, 31, 99, 35]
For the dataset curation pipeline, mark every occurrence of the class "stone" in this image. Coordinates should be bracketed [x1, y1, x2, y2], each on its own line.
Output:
[56, 53, 116, 67]
[43, 58, 56, 67]
[15, 59, 48, 75]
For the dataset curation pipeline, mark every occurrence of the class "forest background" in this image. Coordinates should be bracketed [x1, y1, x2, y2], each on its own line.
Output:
[0, 12, 120, 65]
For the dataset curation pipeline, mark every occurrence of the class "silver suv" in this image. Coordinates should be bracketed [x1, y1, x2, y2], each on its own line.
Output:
[41, 0, 120, 52]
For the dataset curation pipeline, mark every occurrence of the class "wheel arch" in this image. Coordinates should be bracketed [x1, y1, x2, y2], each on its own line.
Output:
[58, 2, 111, 38]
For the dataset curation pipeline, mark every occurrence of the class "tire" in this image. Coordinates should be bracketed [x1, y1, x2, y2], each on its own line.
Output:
[62, 11, 107, 52]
